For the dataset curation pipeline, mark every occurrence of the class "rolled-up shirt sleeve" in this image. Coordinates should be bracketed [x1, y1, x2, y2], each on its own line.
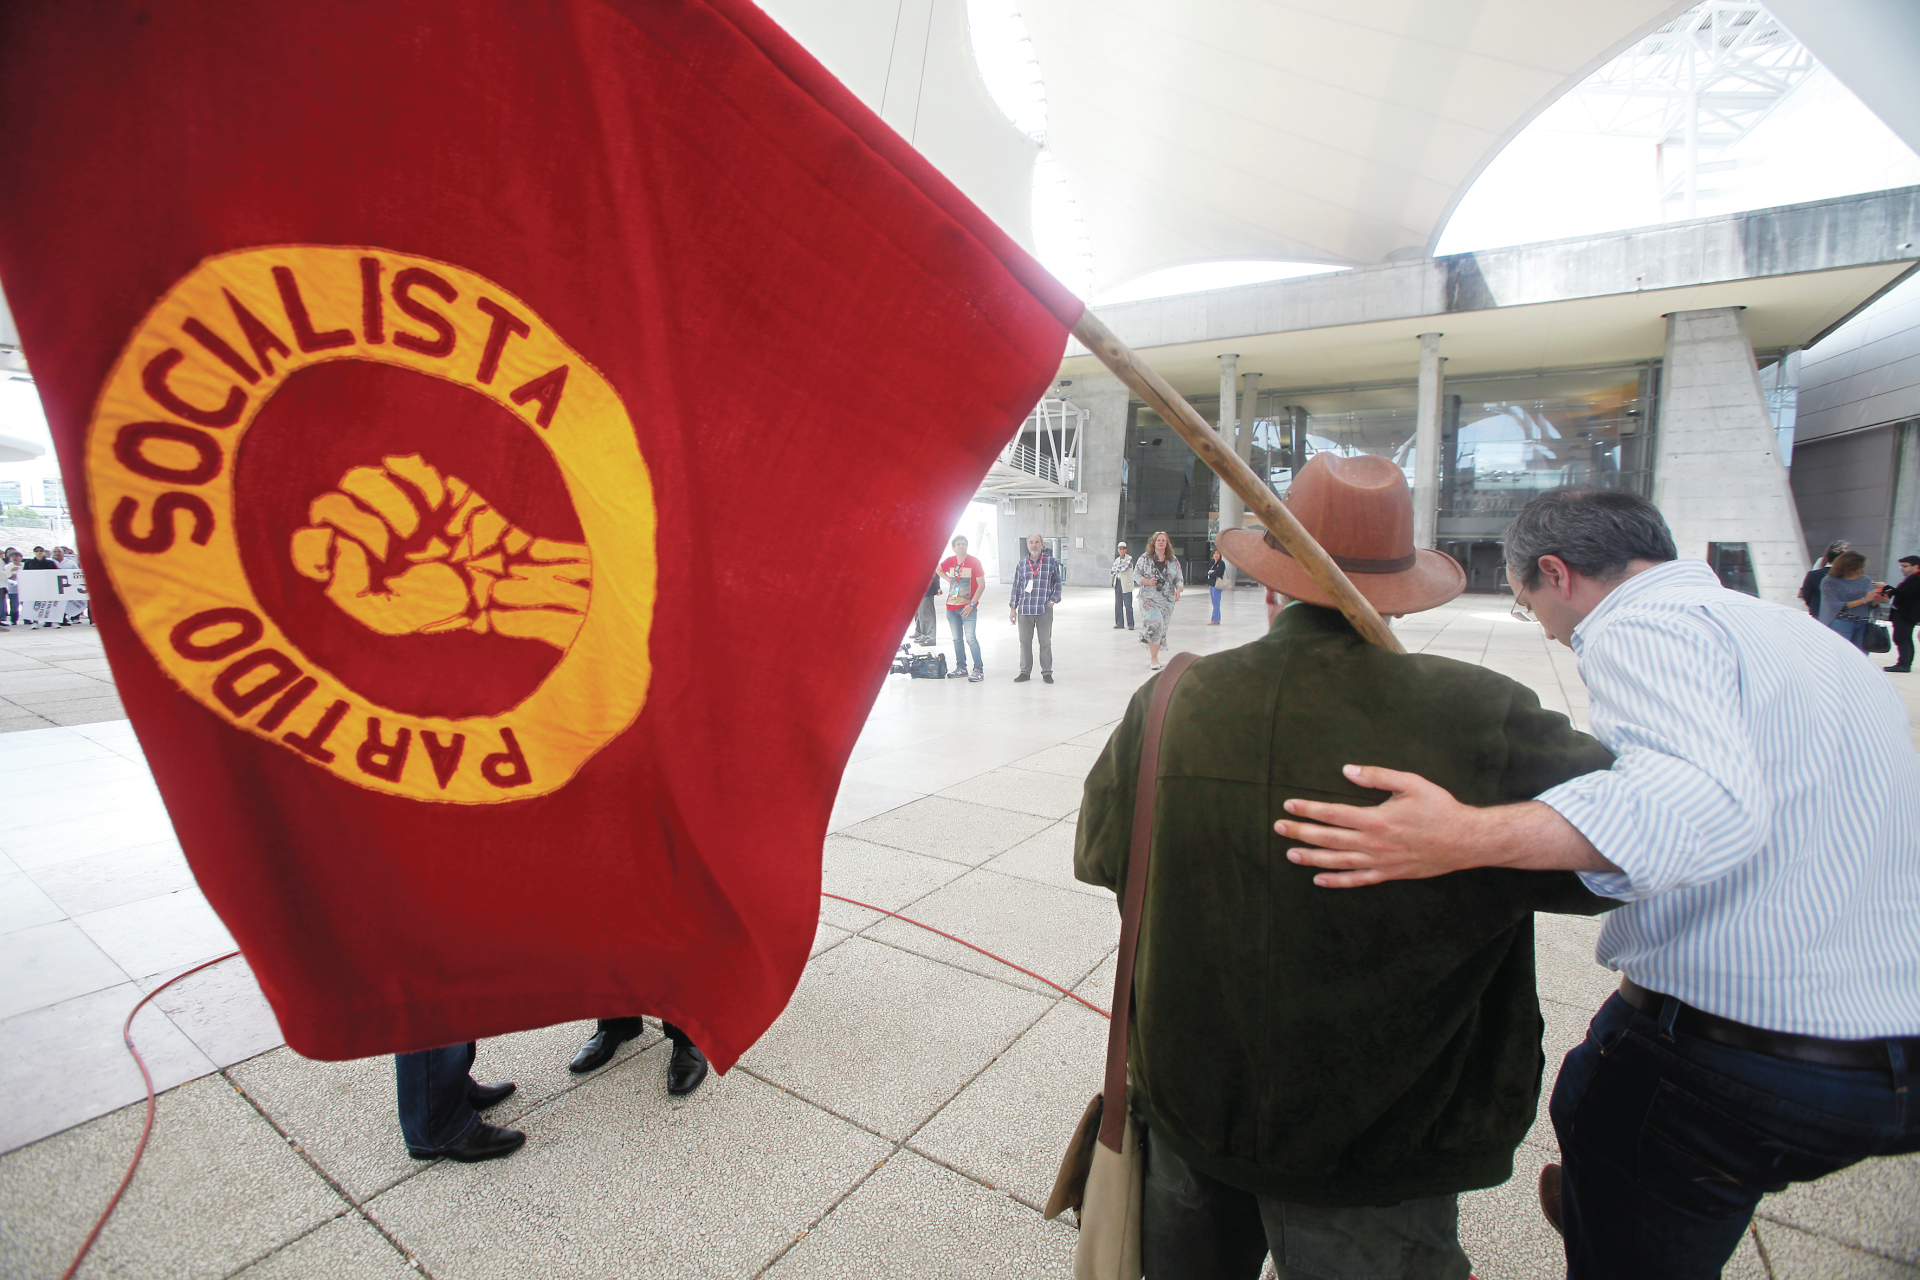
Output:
[1536, 611, 1771, 900]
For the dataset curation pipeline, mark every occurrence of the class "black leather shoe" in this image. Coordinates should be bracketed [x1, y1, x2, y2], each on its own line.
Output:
[468, 1081, 516, 1111]
[569, 1021, 644, 1073]
[667, 1040, 709, 1096]
[1013, 673, 1030, 682]
[1042, 673, 1054, 684]
[1538, 1164, 1563, 1237]
[410, 1121, 525, 1163]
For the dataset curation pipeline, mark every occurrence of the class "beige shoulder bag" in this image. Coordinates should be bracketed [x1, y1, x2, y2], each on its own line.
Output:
[1043, 651, 1197, 1280]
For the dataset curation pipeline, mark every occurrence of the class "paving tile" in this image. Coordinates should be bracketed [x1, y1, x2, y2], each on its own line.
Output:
[765, 1147, 1076, 1279]
[911, 999, 1109, 1207]
[1520, 996, 1596, 1160]
[939, 765, 1087, 819]
[1007, 742, 1104, 779]
[863, 868, 1119, 997]
[0, 1072, 345, 1277]
[1754, 1218, 1920, 1278]
[0, 669, 113, 697]
[229, 1020, 644, 1202]
[840, 794, 1054, 865]
[0, 727, 117, 769]
[0, 980, 216, 1155]
[364, 1049, 891, 1280]
[0, 707, 54, 732]
[740, 936, 1052, 1139]
[1065, 722, 1120, 748]
[817, 834, 971, 932]
[826, 777, 924, 833]
[983, 820, 1102, 898]
[226, 1047, 429, 1202]
[33, 695, 129, 728]
[0, 868, 65, 934]
[3, 759, 159, 825]
[1074, 947, 1117, 1016]
[231, 1211, 414, 1279]
[1759, 1152, 1920, 1264]
[140, 952, 286, 1069]
[840, 746, 1010, 795]
[1, 800, 177, 870]
[27, 839, 193, 917]
[73, 888, 235, 980]
[811, 920, 853, 957]
[0, 918, 129, 1019]
[1533, 912, 1615, 1013]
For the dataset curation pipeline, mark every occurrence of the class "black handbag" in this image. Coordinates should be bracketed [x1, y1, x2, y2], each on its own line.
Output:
[1864, 608, 1892, 654]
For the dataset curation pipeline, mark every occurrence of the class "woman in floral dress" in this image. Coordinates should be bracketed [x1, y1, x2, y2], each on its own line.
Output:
[1133, 529, 1184, 670]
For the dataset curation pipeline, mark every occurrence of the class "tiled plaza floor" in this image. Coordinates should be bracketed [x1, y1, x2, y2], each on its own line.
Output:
[0, 588, 1915, 1278]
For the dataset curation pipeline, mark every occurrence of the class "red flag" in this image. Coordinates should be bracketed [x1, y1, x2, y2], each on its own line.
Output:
[0, 1, 1080, 1068]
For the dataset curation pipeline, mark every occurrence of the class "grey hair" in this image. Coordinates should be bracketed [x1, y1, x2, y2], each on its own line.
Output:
[1504, 489, 1677, 590]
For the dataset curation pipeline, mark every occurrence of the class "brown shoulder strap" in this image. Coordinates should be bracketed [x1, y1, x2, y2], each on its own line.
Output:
[1098, 650, 1198, 1151]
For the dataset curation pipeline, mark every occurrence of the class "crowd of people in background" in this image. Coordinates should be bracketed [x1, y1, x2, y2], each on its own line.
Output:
[1800, 538, 1918, 673]
[2, 544, 87, 630]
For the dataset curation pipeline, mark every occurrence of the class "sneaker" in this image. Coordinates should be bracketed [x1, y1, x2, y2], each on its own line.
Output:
[968, 670, 982, 683]
[946, 667, 968, 679]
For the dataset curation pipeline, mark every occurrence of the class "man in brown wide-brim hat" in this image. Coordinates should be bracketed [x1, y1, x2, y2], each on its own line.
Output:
[1074, 452, 1617, 1279]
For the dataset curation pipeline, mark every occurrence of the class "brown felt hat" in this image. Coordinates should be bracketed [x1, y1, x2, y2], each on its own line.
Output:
[1218, 453, 1464, 614]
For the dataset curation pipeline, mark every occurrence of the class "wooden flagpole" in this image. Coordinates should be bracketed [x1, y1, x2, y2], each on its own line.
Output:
[1070, 311, 1405, 654]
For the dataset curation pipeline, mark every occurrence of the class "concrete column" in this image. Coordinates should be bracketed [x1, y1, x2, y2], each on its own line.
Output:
[1213, 354, 1241, 547]
[1059, 370, 1131, 587]
[1412, 332, 1444, 550]
[1222, 370, 1261, 585]
[1653, 307, 1809, 606]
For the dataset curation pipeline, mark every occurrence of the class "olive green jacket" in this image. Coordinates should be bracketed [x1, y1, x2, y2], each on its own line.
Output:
[1074, 604, 1615, 1206]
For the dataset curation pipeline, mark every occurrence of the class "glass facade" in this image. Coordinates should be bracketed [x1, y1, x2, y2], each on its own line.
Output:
[1118, 366, 1660, 594]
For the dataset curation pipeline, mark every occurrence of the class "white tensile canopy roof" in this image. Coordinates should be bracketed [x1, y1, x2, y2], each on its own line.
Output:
[1019, 0, 1688, 287]
[762, 0, 1691, 292]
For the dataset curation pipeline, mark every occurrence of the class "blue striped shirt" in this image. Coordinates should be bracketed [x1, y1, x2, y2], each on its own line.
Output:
[1537, 558, 1920, 1038]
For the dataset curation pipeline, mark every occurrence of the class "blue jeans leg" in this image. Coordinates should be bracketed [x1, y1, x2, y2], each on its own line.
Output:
[1549, 994, 1919, 1280]
[1828, 617, 1870, 651]
[946, 609, 981, 672]
[395, 1041, 480, 1154]
[1210, 585, 1222, 622]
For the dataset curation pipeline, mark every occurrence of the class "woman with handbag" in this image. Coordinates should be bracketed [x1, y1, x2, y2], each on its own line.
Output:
[1818, 550, 1888, 652]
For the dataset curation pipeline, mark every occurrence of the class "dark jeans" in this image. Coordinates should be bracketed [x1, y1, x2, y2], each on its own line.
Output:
[1017, 607, 1053, 676]
[1114, 579, 1134, 627]
[1549, 992, 1919, 1280]
[1142, 1128, 1471, 1280]
[1893, 612, 1914, 668]
[395, 1041, 480, 1154]
[2, 590, 15, 624]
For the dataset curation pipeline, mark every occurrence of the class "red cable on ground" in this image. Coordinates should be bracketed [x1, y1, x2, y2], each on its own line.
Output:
[62, 949, 240, 1280]
[821, 892, 1111, 1019]
[71, 894, 1101, 1273]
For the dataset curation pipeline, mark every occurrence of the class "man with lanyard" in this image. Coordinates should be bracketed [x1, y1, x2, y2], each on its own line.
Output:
[1274, 488, 1920, 1278]
[1009, 532, 1062, 684]
[1110, 541, 1135, 629]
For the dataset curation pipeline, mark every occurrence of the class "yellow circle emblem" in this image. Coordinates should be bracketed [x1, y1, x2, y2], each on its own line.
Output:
[86, 246, 656, 804]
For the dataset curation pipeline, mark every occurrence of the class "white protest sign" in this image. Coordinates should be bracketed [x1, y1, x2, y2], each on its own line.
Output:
[17, 567, 86, 623]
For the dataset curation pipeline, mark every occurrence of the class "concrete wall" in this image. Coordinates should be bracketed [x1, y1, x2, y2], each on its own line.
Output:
[994, 371, 1130, 588]
[1653, 307, 1807, 606]
[1795, 271, 1920, 444]
[1791, 425, 1902, 577]
[1067, 188, 1920, 354]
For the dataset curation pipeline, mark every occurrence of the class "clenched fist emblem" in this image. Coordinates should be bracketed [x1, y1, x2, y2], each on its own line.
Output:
[290, 453, 590, 650]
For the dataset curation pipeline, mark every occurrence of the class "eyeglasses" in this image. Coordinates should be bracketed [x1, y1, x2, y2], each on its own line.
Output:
[1509, 599, 1537, 625]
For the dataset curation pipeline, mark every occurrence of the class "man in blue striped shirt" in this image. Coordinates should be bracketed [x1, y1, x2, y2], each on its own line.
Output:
[1010, 532, 1063, 683]
[1275, 489, 1920, 1280]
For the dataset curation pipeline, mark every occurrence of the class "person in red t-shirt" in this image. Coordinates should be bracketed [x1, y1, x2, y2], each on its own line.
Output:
[937, 534, 986, 682]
